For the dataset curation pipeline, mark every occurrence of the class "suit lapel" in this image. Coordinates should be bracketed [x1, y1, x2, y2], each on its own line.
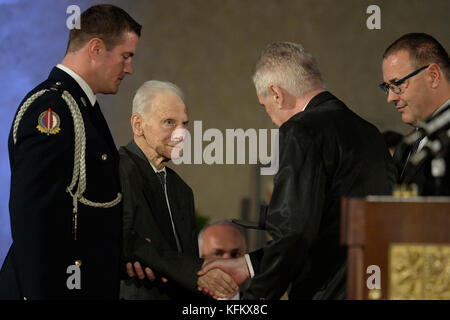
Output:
[123, 144, 180, 250]
[402, 152, 428, 184]
[393, 135, 426, 183]
[393, 142, 412, 182]
[141, 176, 180, 249]
[165, 170, 186, 251]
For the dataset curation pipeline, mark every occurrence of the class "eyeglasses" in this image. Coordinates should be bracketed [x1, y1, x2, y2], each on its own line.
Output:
[379, 65, 429, 95]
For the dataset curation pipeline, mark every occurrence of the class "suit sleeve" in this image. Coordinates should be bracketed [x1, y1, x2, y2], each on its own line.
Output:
[248, 248, 264, 274]
[243, 123, 327, 300]
[123, 231, 203, 292]
[120, 161, 202, 292]
[119, 154, 137, 277]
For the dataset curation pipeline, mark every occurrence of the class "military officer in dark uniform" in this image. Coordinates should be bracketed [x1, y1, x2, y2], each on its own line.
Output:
[0, 5, 141, 299]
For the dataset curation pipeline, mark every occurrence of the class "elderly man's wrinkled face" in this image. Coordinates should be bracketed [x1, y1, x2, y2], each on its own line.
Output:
[142, 92, 189, 160]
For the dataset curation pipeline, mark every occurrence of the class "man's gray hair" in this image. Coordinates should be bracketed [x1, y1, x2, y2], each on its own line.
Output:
[198, 219, 247, 255]
[132, 80, 185, 119]
[252, 42, 324, 98]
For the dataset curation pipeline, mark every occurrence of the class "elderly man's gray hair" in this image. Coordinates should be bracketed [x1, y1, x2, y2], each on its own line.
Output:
[132, 80, 185, 118]
[252, 42, 324, 98]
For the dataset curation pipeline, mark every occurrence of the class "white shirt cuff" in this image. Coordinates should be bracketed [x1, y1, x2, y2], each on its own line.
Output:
[244, 253, 255, 278]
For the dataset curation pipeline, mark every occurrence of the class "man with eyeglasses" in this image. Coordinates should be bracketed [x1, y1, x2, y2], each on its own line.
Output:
[380, 33, 450, 195]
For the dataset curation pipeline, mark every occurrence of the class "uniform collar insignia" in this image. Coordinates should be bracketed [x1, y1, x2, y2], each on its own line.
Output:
[80, 96, 87, 107]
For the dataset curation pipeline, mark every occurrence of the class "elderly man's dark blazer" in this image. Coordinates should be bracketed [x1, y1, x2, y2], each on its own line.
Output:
[119, 141, 204, 300]
[244, 91, 396, 300]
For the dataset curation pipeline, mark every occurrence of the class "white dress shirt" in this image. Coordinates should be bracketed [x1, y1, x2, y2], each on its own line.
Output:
[56, 64, 96, 106]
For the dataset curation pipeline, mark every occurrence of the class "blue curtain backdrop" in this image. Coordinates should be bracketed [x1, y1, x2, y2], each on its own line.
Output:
[0, 0, 93, 266]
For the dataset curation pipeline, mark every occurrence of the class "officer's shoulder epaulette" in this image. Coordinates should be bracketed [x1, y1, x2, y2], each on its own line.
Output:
[12, 81, 69, 144]
[31, 80, 70, 107]
[26, 81, 68, 111]
[47, 80, 64, 92]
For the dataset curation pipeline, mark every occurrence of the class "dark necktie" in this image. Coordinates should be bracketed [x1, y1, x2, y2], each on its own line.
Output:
[156, 171, 182, 252]
[156, 171, 166, 187]
[410, 132, 425, 156]
[400, 131, 426, 181]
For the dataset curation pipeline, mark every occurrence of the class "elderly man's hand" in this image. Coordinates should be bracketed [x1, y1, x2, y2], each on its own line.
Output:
[126, 261, 169, 283]
[126, 237, 168, 283]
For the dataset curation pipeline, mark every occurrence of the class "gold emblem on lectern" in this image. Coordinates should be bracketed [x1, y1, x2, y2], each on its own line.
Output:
[389, 244, 450, 299]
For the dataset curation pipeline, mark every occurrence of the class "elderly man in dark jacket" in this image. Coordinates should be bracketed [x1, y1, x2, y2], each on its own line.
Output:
[199, 42, 396, 300]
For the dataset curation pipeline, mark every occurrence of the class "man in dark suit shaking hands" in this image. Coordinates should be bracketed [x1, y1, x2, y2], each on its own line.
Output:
[198, 42, 395, 300]
[119, 80, 237, 300]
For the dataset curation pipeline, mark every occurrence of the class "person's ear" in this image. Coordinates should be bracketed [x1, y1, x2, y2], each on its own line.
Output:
[427, 63, 442, 89]
[87, 38, 106, 61]
[269, 85, 284, 108]
[131, 114, 144, 136]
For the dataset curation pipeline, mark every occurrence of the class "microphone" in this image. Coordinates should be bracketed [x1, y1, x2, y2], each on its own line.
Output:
[402, 102, 450, 195]
[404, 103, 450, 166]
[416, 105, 450, 138]
[410, 139, 442, 166]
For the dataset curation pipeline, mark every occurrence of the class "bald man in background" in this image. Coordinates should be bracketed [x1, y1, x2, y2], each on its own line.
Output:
[198, 219, 247, 300]
[199, 219, 247, 260]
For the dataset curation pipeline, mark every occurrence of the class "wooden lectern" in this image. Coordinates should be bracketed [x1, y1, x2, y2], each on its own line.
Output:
[341, 196, 450, 300]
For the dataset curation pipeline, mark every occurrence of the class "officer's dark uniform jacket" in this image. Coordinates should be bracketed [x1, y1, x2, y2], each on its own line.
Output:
[0, 67, 123, 299]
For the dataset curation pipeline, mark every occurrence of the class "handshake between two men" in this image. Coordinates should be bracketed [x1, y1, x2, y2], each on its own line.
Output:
[126, 254, 249, 299]
[124, 220, 250, 300]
